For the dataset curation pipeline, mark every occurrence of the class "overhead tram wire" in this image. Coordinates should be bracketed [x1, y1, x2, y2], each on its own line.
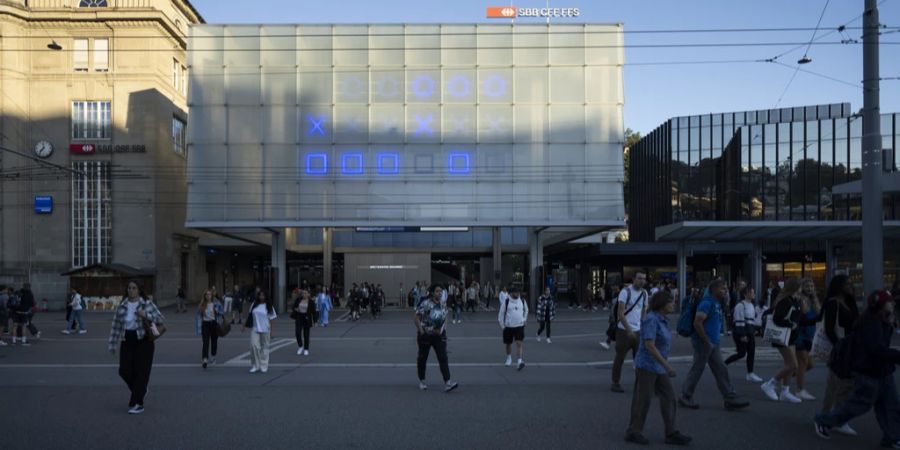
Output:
[773, 0, 832, 108]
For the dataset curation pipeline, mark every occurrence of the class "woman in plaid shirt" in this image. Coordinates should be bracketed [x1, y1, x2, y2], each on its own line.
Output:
[108, 280, 164, 415]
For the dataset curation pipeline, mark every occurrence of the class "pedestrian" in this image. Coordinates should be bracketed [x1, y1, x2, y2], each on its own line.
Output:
[535, 287, 556, 343]
[450, 283, 463, 324]
[814, 290, 900, 448]
[349, 284, 361, 321]
[222, 289, 234, 322]
[498, 287, 528, 371]
[316, 286, 332, 327]
[611, 272, 648, 393]
[232, 284, 244, 324]
[414, 285, 459, 392]
[0, 286, 9, 345]
[176, 287, 186, 313]
[243, 289, 277, 373]
[292, 289, 315, 356]
[196, 289, 224, 369]
[466, 283, 477, 313]
[499, 286, 510, 310]
[724, 286, 762, 382]
[818, 274, 860, 437]
[61, 287, 87, 335]
[794, 277, 821, 401]
[625, 290, 692, 446]
[11, 285, 34, 346]
[678, 279, 750, 410]
[760, 278, 817, 403]
[107, 280, 164, 414]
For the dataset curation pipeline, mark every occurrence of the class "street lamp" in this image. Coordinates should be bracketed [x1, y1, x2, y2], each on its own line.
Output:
[47, 41, 62, 51]
[797, 56, 812, 65]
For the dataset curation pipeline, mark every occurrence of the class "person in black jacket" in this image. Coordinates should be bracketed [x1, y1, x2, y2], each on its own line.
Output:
[815, 290, 900, 447]
[292, 289, 316, 356]
[819, 274, 861, 437]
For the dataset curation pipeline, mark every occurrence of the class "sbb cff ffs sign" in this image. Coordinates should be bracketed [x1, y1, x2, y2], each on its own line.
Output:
[70, 143, 95, 154]
[486, 6, 581, 18]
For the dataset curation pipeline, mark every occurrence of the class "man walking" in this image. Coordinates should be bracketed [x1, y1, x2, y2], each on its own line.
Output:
[499, 287, 528, 371]
[414, 285, 459, 392]
[611, 272, 648, 393]
[678, 279, 750, 410]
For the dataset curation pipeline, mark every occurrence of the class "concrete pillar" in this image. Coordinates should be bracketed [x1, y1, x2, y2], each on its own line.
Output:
[492, 227, 502, 285]
[677, 241, 687, 304]
[272, 229, 287, 313]
[323, 227, 333, 291]
[750, 241, 763, 304]
[528, 228, 544, 308]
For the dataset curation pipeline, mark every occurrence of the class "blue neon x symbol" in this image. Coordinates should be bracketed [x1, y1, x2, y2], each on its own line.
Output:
[414, 114, 433, 136]
[307, 114, 328, 136]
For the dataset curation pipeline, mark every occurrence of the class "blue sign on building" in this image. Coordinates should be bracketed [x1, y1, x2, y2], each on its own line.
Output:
[34, 196, 53, 214]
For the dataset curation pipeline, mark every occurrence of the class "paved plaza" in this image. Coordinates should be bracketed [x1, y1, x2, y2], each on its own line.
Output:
[0, 307, 894, 449]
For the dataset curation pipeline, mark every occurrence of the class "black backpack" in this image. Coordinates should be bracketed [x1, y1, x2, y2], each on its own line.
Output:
[606, 289, 644, 341]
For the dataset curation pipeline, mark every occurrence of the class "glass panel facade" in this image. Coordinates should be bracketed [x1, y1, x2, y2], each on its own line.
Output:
[187, 24, 625, 226]
[71, 161, 111, 268]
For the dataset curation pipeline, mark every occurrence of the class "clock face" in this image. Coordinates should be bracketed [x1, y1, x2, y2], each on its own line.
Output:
[34, 140, 53, 158]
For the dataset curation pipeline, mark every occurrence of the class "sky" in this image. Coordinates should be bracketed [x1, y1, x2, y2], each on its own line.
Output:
[189, 0, 900, 135]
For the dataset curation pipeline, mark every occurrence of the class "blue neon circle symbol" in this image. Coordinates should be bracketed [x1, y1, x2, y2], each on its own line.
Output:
[411, 75, 436, 98]
[481, 74, 507, 98]
[446, 75, 471, 98]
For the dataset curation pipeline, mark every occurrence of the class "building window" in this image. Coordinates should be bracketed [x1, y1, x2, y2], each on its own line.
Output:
[74, 38, 89, 71]
[181, 65, 187, 96]
[72, 101, 111, 140]
[172, 117, 186, 155]
[71, 161, 112, 269]
[79, 0, 109, 6]
[94, 38, 109, 72]
[173, 59, 179, 90]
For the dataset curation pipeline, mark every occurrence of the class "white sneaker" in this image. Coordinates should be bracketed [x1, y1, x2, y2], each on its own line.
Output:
[60, 330, 71, 335]
[419, 381, 428, 391]
[600, 341, 610, 350]
[746, 373, 764, 383]
[504, 355, 512, 367]
[833, 423, 857, 436]
[77, 330, 87, 334]
[260, 368, 268, 373]
[0, 341, 7, 346]
[780, 388, 802, 403]
[297, 347, 304, 355]
[797, 389, 817, 401]
[536, 335, 542, 342]
[303, 350, 309, 356]
[546, 338, 552, 344]
[249, 367, 259, 373]
[761, 380, 779, 401]
[128, 405, 144, 415]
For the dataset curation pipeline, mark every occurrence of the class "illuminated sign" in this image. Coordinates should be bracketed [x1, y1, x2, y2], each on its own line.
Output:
[486, 6, 581, 18]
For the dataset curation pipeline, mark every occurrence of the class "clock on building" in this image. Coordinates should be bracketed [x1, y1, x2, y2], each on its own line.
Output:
[34, 140, 54, 158]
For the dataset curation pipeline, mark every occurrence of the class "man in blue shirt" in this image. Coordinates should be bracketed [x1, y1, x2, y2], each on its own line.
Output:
[679, 279, 750, 410]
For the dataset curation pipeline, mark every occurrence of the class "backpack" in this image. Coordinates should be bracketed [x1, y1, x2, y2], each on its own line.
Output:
[677, 295, 701, 337]
[605, 288, 645, 341]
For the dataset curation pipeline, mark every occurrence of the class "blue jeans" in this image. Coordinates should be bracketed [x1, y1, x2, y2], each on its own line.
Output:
[67, 309, 85, 331]
[816, 373, 900, 445]
[453, 305, 461, 322]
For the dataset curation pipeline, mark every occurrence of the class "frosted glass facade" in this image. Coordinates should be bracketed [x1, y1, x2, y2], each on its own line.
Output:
[186, 24, 625, 227]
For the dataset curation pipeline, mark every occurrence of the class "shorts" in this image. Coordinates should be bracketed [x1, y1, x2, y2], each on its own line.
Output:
[502, 326, 525, 344]
[794, 337, 813, 352]
[13, 312, 29, 324]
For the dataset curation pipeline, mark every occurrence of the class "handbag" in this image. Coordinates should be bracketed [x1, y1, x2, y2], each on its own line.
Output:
[216, 318, 232, 337]
[811, 300, 846, 361]
[761, 311, 791, 347]
[142, 318, 167, 342]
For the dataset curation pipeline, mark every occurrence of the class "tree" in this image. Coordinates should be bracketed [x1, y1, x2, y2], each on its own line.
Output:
[623, 128, 641, 215]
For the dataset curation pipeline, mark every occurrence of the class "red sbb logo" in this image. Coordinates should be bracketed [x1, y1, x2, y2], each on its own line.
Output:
[70, 143, 95, 154]
[487, 6, 517, 18]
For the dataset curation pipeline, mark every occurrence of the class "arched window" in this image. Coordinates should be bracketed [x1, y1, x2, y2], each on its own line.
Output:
[79, 0, 109, 7]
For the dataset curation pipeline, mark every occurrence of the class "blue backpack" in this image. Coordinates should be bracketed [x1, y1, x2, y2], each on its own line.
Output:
[677, 295, 700, 337]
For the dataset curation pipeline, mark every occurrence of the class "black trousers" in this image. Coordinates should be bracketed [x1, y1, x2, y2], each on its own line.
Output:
[465, 300, 476, 312]
[295, 318, 311, 349]
[201, 321, 218, 360]
[724, 333, 756, 373]
[537, 320, 552, 338]
[119, 330, 155, 407]
[417, 333, 451, 382]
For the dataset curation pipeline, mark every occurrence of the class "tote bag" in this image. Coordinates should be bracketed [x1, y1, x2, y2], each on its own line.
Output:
[762, 307, 791, 347]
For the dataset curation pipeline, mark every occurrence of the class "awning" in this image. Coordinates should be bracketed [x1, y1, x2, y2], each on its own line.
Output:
[655, 220, 900, 242]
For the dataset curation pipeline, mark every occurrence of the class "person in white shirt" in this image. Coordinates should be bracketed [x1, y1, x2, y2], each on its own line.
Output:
[498, 286, 510, 308]
[62, 287, 87, 334]
[725, 287, 763, 382]
[242, 289, 277, 374]
[498, 287, 529, 371]
[611, 272, 648, 393]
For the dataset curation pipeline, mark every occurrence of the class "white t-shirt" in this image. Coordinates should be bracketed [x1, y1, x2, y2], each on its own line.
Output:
[124, 300, 140, 330]
[71, 293, 83, 311]
[499, 291, 510, 304]
[252, 304, 277, 333]
[616, 286, 647, 331]
[499, 297, 529, 328]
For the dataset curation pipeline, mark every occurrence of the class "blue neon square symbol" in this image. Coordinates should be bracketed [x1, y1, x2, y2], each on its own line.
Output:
[305, 153, 328, 175]
[448, 153, 471, 174]
[377, 153, 400, 175]
[342, 153, 364, 175]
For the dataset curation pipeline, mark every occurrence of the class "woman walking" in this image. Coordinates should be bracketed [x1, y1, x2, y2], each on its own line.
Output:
[725, 287, 762, 382]
[61, 287, 87, 335]
[107, 280, 164, 414]
[819, 274, 860, 437]
[625, 291, 691, 446]
[316, 286, 332, 327]
[535, 287, 556, 343]
[794, 278, 821, 401]
[760, 278, 817, 403]
[196, 289, 224, 369]
[292, 289, 316, 356]
[243, 289, 277, 373]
